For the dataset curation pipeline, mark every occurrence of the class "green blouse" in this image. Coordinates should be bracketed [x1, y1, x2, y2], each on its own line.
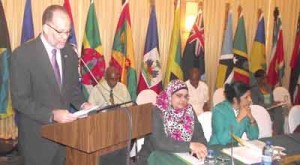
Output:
[209, 101, 259, 146]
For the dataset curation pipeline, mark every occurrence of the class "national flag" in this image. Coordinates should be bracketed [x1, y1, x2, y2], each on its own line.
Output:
[137, 6, 162, 94]
[163, 1, 183, 87]
[232, 10, 249, 85]
[289, 13, 300, 105]
[21, 0, 34, 44]
[216, 10, 233, 88]
[0, 0, 13, 118]
[63, 0, 77, 47]
[80, 0, 106, 99]
[181, 9, 205, 81]
[249, 12, 266, 85]
[110, 1, 137, 100]
[267, 7, 285, 87]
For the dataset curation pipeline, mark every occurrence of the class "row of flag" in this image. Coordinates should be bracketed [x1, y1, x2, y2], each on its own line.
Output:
[1, 0, 300, 118]
[216, 7, 294, 102]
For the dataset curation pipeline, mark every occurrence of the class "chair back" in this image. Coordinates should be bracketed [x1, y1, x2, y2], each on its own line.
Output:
[130, 89, 157, 157]
[288, 105, 300, 133]
[197, 111, 212, 142]
[273, 87, 291, 104]
[212, 88, 225, 106]
[250, 105, 272, 138]
[136, 89, 157, 105]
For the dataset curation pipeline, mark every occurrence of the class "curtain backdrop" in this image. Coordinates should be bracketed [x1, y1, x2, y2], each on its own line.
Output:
[1, 0, 299, 138]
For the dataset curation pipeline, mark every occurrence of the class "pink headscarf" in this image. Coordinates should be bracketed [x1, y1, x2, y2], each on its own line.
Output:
[156, 79, 195, 142]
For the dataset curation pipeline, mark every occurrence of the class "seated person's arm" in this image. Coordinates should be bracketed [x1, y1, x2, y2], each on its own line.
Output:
[203, 102, 210, 112]
[211, 108, 231, 145]
[245, 119, 259, 140]
[149, 108, 190, 153]
[191, 112, 207, 145]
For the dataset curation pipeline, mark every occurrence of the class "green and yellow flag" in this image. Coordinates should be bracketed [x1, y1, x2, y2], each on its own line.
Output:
[80, 0, 106, 99]
[0, 0, 13, 118]
[110, 1, 137, 101]
[163, 1, 183, 87]
[249, 11, 266, 86]
[232, 9, 249, 85]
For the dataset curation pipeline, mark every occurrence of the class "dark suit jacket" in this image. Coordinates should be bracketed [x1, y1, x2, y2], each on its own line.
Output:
[10, 36, 85, 165]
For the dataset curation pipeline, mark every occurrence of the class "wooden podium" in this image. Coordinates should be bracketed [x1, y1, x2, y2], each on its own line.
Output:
[41, 103, 152, 165]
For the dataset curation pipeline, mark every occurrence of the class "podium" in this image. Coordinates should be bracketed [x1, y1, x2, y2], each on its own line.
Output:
[41, 103, 152, 165]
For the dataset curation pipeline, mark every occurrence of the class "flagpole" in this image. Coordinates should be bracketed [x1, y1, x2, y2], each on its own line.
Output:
[224, 3, 230, 32]
[150, 0, 155, 7]
[258, 8, 262, 20]
[273, 7, 282, 86]
[238, 5, 242, 18]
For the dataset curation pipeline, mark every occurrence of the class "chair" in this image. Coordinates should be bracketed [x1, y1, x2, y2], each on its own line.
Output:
[212, 88, 225, 107]
[273, 87, 291, 134]
[197, 111, 212, 142]
[273, 87, 291, 104]
[250, 105, 272, 138]
[136, 89, 157, 105]
[288, 105, 300, 133]
[130, 89, 157, 157]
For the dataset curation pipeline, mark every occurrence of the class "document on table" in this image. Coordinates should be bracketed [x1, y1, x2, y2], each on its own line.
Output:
[72, 105, 101, 118]
[174, 152, 204, 165]
[222, 140, 266, 164]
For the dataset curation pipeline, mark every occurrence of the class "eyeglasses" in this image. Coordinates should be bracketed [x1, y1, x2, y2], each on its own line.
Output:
[46, 24, 71, 37]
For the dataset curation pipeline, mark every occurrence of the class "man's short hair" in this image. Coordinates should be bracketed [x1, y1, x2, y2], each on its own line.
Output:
[42, 5, 67, 24]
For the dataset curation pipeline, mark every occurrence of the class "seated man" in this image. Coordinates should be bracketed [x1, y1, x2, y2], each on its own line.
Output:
[88, 66, 131, 164]
[89, 66, 131, 107]
[185, 68, 209, 116]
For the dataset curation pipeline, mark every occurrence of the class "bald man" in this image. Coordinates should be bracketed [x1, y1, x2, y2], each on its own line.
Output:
[185, 68, 209, 116]
[88, 66, 131, 164]
[11, 5, 91, 165]
[89, 66, 131, 108]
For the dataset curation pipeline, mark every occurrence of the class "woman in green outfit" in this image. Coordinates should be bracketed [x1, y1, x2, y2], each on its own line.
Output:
[209, 81, 259, 145]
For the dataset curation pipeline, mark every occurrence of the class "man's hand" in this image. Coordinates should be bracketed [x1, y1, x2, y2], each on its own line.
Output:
[52, 109, 77, 123]
[80, 102, 94, 110]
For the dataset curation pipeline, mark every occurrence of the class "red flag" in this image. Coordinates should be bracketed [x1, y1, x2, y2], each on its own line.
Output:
[267, 7, 285, 87]
[289, 13, 300, 104]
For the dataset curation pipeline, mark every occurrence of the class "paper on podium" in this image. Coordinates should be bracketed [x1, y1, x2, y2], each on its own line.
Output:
[174, 152, 204, 165]
[72, 105, 101, 118]
[222, 140, 266, 164]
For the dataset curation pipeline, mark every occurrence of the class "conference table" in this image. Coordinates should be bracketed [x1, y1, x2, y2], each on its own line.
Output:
[147, 133, 300, 165]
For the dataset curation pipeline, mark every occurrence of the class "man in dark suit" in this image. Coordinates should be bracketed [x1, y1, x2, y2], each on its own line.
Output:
[10, 5, 91, 165]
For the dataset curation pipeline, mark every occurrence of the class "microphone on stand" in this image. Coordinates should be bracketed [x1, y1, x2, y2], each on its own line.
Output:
[88, 101, 134, 115]
[230, 125, 235, 165]
[79, 56, 110, 104]
[80, 56, 129, 105]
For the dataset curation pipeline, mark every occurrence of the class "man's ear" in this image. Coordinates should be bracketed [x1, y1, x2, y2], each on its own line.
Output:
[42, 24, 49, 34]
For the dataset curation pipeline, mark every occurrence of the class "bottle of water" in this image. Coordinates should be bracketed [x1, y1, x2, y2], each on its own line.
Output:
[204, 149, 215, 165]
[262, 141, 273, 165]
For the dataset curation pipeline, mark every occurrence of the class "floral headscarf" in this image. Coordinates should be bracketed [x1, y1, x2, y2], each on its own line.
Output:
[156, 79, 195, 142]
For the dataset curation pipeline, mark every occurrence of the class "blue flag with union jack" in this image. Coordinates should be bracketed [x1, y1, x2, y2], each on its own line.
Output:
[181, 9, 205, 81]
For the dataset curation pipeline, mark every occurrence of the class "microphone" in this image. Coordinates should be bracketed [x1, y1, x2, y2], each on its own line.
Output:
[88, 101, 134, 115]
[80, 56, 127, 104]
[80, 56, 113, 104]
[266, 102, 287, 111]
[230, 125, 235, 165]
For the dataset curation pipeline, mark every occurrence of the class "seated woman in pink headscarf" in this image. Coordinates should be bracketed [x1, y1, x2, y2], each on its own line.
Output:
[136, 80, 207, 164]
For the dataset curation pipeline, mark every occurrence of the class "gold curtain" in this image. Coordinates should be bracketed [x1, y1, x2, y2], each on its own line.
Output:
[1, 0, 299, 139]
